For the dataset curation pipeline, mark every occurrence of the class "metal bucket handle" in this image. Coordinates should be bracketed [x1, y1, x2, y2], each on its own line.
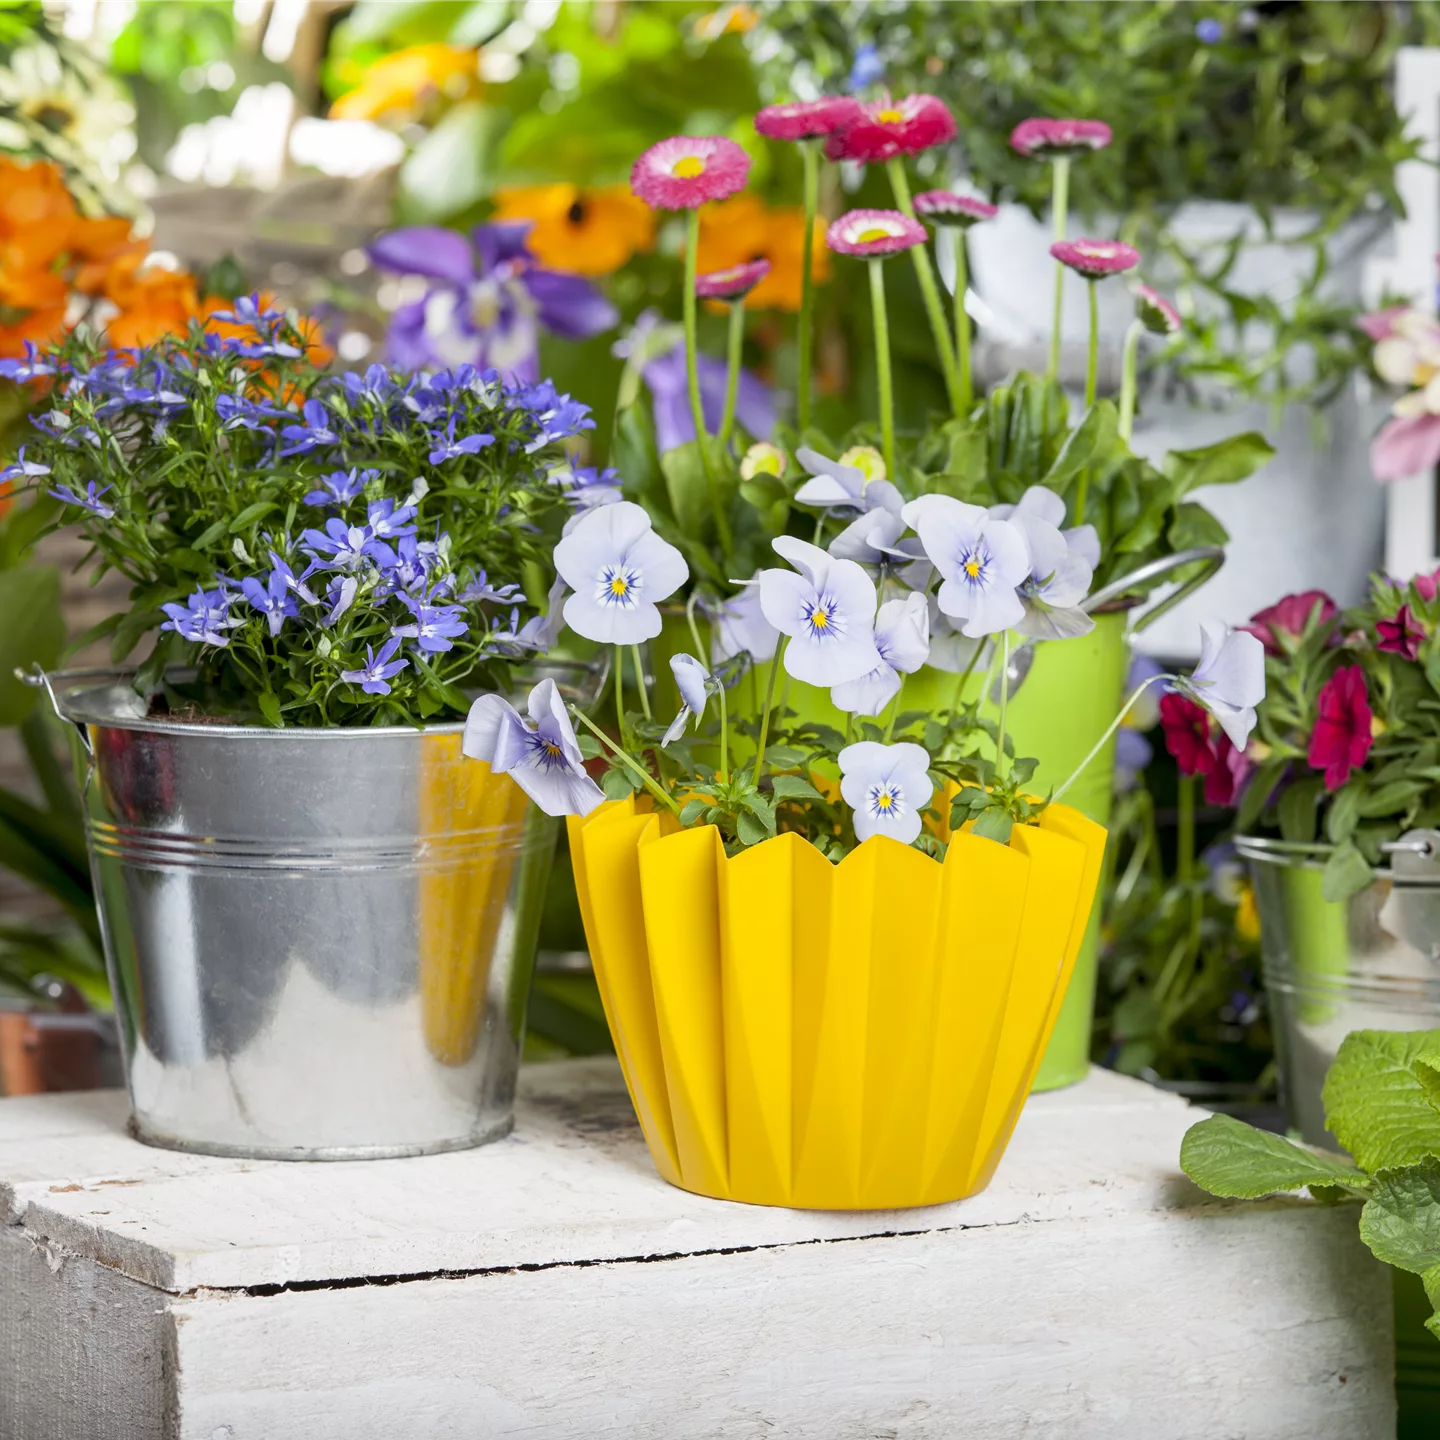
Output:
[17, 664, 95, 758]
[1082, 545, 1226, 634]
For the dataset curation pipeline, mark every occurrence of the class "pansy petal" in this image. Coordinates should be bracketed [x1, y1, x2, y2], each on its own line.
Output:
[369, 227, 476, 284]
[627, 527, 690, 603]
[525, 268, 620, 339]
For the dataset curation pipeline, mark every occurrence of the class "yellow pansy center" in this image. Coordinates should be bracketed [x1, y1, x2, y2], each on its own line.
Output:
[875, 791, 893, 809]
[673, 155, 706, 179]
[812, 606, 830, 629]
[543, 740, 563, 758]
[610, 576, 630, 597]
[964, 559, 982, 579]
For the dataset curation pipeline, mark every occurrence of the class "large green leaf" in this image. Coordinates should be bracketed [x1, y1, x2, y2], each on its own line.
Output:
[397, 100, 510, 222]
[1180, 1113, 1368, 1198]
[0, 564, 65, 725]
[1358, 1161, 1440, 1335]
[1161, 431, 1275, 498]
[1042, 398, 1120, 497]
[1322, 1029, 1440, 1171]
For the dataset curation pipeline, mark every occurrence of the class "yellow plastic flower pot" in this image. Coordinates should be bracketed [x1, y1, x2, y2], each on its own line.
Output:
[566, 798, 1106, 1209]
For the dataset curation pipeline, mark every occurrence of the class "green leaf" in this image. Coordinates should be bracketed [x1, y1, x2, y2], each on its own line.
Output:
[1322, 1029, 1440, 1172]
[1161, 431, 1275, 497]
[1179, 1113, 1369, 1199]
[771, 774, 824, 803]
[971, 807, 1014, 844]
[1414, 1052, 1440, 1112]
[397, 100, 509, 222]
[659, 439, 731, 547]
[679, 798, 710, 828]
[1322, 840, 1373, 902]
[1359, 1161, 1440, 1282]
[1042, 399, 1120, 496]
[257, 692, 283, 728]
[735, 809, 769, 847]
[1278, 777, 1324, 845]
[229, 501, 277, 533]
[0, 565, 64, 725]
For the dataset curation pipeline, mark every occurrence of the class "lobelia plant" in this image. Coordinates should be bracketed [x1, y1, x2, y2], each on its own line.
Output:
[1181, 1026, 1440, 1341]
[0, 300, 603, 726]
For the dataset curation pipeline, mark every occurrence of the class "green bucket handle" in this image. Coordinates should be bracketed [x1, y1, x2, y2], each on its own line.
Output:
[1083, 545, 1225, 635]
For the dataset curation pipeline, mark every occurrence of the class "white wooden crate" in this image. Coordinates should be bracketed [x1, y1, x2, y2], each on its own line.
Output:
[0, 1060, 1393, 1439]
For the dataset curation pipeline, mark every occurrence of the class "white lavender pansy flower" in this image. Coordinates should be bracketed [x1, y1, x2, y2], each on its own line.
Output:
[758, 535, 882, 687]
[553, 500, 688, 645]
[793, 445, 902, 516]
[462, 678, 605, 818]
[901, 494, 1029, 638]
[924, 597, 991, 674]
[561, 485, 623, 534]
[827, 502, 907, 567]
[831, 592, 930, 717]
[838, 741, 934, 846]
[987, 486, 1096, 640]
[662, 653, 715, 745]
[709, 580, 779, 667]
[1177, 621, 1266, 750]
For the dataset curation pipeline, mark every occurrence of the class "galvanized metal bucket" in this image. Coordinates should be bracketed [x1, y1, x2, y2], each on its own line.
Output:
[1237, 832, 1440, 1148]
[44, 668, 568, 1161]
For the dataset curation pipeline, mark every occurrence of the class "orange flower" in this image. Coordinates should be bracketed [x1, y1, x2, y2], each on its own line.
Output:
[329, 44, 480, 124]
[71, 215, 146, 295]
[104, 254, 199, 350]
[696, 195, 829, 311]
[694, 4, 759, 40]
[491, 184, 655, 276]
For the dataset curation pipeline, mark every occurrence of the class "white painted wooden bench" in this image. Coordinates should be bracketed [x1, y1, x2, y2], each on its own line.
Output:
[0, 1061, 1393, 1439]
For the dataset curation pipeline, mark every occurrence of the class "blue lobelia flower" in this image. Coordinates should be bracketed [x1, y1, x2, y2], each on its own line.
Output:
[323, 576, 359, 626]
[370, 222, 617, 384]
[0, 446, 50, 483]
[208, 293, 284, 328]
[265, 550, 319, 604]
[301, 518, 395, 572]
[428, 415, 495, 464]
[366, 498, 418, 540]
[341, 637, 409, 696]
[0, 344, 58, 382]
[392, 589, 470, 652]
[457, 569, 523, 605]
[462, 677, 605, 817]
[509, 379, 596, 453]
[160, 587, 241, 648]
[337, 364, 397, 409]
[278, 399, 341, 457]
[304, 467, 375, 507]
[838, 740, 934, 845]
[49, 479, 115, 519]
[216, 394, 288, 432]
[848, 43, 885, 92]
[241, 568, 300, 637]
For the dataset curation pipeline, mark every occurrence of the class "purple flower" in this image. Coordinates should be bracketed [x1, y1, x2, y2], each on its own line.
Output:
[160, 587, 240, 648]
[49, 480, 115, 518]
[509, 380, 596, 452]
[392, 590, 470, 652]
[216, 393, 287, 432]
[337, 364, 397, 408]
[366, 498, 418, 539]
[370, 222, 618, 383]
[428, 416, 496, 464]
[304, 467, 374, 507]
[266, 551, 319, 604]
[0, 344, 58, 382]
[323, 576, 359, 626]
[241, 568, 300, 637]
[207, 293, 284, 328]
[278, 399, 341, 458]
[341, 637, 409, 695]
[458, 570, 523, 604]
[1195, 17, 1224, 43]
[1, 446, 50, 483]
[301, 517, 396, 571]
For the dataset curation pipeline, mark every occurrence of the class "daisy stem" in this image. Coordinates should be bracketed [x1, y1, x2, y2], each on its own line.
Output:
[887, 158, 961, 415]
[1051, 673, 1172, 804]
[953, 227, 972, 412]
[868, 258, 897, 485]
[571, 706, 680, 817]
[1047, 156, 1070, 382]
[683, 208, 731, 553]
[798, 139, 819, 433]
[719, 299, 745, 449]
[631, 644, 651, 721]
[995, 630, 1010, 782]
[1084, 278, 1099, 409]
[1118, 318, 1143, 441]
[751, 638, 788, 788]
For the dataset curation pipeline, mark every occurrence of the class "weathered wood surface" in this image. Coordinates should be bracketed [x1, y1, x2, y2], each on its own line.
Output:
[0, 1060, 1395, 1439]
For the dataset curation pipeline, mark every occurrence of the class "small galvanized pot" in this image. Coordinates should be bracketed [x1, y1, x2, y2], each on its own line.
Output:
[46, 669, 571, 1161]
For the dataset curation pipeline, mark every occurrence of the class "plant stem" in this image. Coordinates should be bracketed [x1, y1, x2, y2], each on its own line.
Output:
[570, 706, 680, 817]
[995, 631, 1010, 781]
[630, 644, 651, 721]
[1118, 318, 1143, 441]
[685, 589, 707, 662]
[797, 139, 819, 433]
[718, 675, 729, 783]
[719, 299, 745, 449]
[1047, 156, 1071, 381]
[1177, 772, 1195, 885]
[683, 208, 730, 552]
[751, 639, 787, 788]
[1051, 672, 1171, 803]
[884, 674, 907, 742]
[1084, 278, 1099, 408]
[868, 258, 897, 483]
[953, 227, 973, 411]
[950, 640, 983, 711]
[613, 643, 626, 745]
[886, 158, 962, 415]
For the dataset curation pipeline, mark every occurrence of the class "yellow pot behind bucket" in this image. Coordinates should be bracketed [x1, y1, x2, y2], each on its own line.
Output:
[568, 798, 1105, 1210]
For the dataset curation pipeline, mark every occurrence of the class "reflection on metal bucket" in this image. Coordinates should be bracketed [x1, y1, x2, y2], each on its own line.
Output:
[1239, 835, 1440, 1149]
[54, 672, 561, 1161]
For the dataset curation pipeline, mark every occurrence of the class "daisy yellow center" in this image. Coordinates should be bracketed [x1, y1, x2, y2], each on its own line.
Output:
[673, 155, 706, 178]
[876, 108, 903, 123]
[856, 226, 892, 243]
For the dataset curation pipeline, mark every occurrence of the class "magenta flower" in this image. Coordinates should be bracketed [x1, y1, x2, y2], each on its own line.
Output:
[1134, 283, 1181, 335]
[912, 191, 997, 228]
[696, 259, 772, 301]
[1359, 305, 1410, 342]
[824, 94, 956, 164]
[1241, 590, 1337, 656]
[1010, 118, 1113, 158]
[1308, 665, 1373, 792]
[827, 209, 926, 259]
[755, 97, 861, 141]
[630, 135, 751, 210]
[1050, 239, 1140, 279]
[1377, 603, 1425, 660]
[1371, 411, 1440, 483]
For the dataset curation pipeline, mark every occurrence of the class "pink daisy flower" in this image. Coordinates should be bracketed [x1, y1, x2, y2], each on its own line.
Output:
[1010, 118, 1113, 159]
[912, 190, 998, 228]
[824, 94, 957, 164]
[755, 97, 862, 142]
[696, 259, 772, 300]
[827, 209, 927, 259]
[1134, 283, 1181, 335]
[630, 135, 752, 211]
[1050, 238, 1140, 279]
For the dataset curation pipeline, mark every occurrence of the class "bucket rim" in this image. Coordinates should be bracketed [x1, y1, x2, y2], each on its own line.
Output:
[1235, 833, 1440, 888]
